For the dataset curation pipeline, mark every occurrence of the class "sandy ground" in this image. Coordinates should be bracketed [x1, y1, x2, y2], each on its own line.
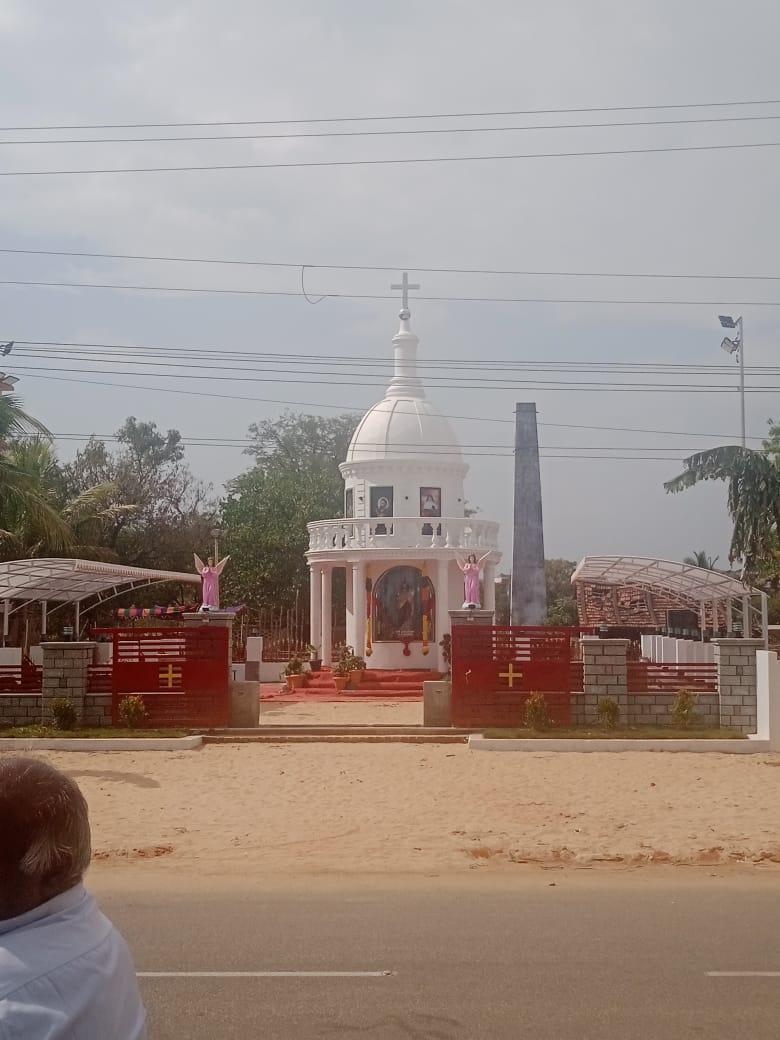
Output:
[259, 699, 422, 726]
[8, 744, 780, 877]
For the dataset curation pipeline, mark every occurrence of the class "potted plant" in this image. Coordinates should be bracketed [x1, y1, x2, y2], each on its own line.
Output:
[332, 659, 349, 693]
[348, 653, 366, 689]
[282, 657, 306, 691]
[307, 644, 322, 673]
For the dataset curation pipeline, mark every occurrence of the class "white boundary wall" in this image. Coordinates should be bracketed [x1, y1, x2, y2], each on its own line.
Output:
[640, 634, 714, 664]
[755, 650, 780, 750]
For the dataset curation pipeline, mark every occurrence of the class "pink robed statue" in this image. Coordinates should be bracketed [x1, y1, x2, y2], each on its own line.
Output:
[456, 552, 491, 608]
[193, 553, 230, 610]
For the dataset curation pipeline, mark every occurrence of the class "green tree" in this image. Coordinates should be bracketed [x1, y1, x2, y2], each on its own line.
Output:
[682, 550, 720, 570]
[544, 558, 579, 625]
[665, 421, 780, 577]
[221, 411, 358, 611]
[64, 417, 213, 571]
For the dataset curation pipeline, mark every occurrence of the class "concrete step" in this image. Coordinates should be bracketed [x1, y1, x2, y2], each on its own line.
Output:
[204, 729, 468, 745]
[211, 725, 473, 736]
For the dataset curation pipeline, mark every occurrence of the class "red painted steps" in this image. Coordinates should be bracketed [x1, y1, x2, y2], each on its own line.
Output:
[270, 668, 443, 701]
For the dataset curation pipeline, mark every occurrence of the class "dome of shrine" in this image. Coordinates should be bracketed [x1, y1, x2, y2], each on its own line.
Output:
[344, 315, 465, 467]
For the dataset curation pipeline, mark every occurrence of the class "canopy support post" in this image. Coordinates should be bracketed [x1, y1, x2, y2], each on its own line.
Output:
[41, 600, 47, 637]
[2, 599, 8, 647]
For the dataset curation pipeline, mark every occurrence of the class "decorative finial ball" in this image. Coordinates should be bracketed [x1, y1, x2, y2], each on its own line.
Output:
[399, 307, 410, 320]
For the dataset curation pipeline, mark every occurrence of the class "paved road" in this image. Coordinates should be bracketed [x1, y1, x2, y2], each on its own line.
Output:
[95, 872, 780, 1039]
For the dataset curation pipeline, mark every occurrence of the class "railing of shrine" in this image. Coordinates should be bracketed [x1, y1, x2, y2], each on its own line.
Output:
[307, 516, 500, 554]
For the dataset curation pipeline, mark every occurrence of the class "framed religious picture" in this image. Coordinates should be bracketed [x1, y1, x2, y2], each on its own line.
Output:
[345, 488, 354, 518]
[370, 486, 394, 518]
[420, 487, 441, 518]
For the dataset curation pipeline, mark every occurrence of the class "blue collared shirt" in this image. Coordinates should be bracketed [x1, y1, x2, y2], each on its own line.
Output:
[0, 883, 147, 1039]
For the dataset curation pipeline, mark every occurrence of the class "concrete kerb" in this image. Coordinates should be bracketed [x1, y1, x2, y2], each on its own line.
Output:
[468, 735, 769, 754]
[0, 735, 203, 752]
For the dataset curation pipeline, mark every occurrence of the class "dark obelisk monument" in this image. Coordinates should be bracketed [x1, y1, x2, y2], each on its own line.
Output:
[511, 402, 547, 624]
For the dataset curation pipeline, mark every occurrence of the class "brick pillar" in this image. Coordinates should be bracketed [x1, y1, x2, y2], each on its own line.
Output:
[581, 637, 629, 725]
[41, 641, 96, 726]
[183, 612, 234, 667]
[713, 638, 762, 733]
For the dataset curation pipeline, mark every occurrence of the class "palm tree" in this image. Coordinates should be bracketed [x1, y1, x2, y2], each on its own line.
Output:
[682, 550, 720, 570]
[0, 437, 127, 560]
[665, 422, 780, 577]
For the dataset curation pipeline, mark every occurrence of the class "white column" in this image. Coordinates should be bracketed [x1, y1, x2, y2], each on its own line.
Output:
[483, 560, 496, 613]
[345, 562, 355, 648]
[353, 560, 366, 659]
[309, 564, 322, 651]
[321, 565, 333, 665]
[742, 595, 752, 638]
[435, 558, 450, 672]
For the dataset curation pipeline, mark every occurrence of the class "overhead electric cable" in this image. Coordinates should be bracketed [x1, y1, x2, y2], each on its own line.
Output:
[4, 277, 780, 307]
[3, 139, 780, 176]
[2, 246, 778, 283]
[4, 96, 779, 131]
[4, 112, 780, 145]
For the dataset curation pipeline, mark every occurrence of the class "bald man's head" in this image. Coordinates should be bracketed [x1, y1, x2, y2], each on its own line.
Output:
[0, 757, 91, 919]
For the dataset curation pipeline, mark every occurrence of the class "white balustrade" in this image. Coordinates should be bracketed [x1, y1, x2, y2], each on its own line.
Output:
[307, 516, 500, 554]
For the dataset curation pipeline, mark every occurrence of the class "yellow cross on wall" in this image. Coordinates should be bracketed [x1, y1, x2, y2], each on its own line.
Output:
[499, 663, 523, 688]
[159, 663, 182, 689]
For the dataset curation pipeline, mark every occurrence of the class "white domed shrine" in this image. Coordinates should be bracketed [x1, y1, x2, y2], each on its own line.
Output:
[306, 276, 501, 671]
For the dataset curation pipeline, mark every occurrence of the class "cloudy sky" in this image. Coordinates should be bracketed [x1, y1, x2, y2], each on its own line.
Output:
[1, 0, 779, 568]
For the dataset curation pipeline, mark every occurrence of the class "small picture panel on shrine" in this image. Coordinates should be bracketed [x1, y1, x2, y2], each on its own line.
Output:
[370, 486, 393, 518]
[345, 487, 354, 518]
[420, 486, 441, 518]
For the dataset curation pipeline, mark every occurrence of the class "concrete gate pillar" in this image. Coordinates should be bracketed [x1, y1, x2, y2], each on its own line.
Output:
[41, 641, 96, 726]
[580, 637, 629, 726]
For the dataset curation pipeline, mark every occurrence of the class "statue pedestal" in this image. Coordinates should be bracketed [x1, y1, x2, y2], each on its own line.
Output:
[183, 611, 235, 665]
[449, 608, 495, 627]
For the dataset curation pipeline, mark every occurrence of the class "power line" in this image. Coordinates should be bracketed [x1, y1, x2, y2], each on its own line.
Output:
[3, 139, 780, 176]
[10, 362, 780, 393]
[5, 112, 780, 145]
[18, 370, 765, 441]
[2, 246, 778, 283]
[4, 97, 780, 131]
[10, 341, 780, 376]
[8, 352, 778, 392]
[4, 277, 780, 308]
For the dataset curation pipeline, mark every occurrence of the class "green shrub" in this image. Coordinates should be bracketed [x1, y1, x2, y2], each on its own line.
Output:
[118, 695, 148, 729]
[672, 689, 700, 729]
[51, 697, 77, 731]
[596, 697, 620, 730]
[523, 691, 551, 731]
[282, 657, 304, 678]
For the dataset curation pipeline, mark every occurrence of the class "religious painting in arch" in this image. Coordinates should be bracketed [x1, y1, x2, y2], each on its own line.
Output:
[372, 565, 435, 643]
[369, 486, 394, 518]
[419, 487, 441, 518]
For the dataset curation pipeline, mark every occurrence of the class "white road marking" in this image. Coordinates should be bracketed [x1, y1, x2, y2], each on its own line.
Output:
[138, 970, 393, 978]
[707, 972, 780, 977]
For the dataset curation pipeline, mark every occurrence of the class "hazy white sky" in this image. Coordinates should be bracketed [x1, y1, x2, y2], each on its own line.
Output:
[1, 0, 779, 567]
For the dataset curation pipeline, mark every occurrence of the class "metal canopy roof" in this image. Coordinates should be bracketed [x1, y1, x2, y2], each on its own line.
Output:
[571, 555, 760, 605]
[0, 558, 200, 607]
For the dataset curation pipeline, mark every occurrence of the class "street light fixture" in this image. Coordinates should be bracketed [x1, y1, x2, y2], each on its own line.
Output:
[718, 315, 745, 448]
[210, 526, 222, 561]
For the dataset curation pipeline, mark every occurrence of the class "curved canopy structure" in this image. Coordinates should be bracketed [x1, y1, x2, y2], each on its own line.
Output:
[0, 558, 201, 636]
[572, 555, 768, 642]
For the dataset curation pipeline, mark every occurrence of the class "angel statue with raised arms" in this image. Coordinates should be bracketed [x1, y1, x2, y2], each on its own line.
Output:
[194, 552, 230, 610]
[455, 551, 491, 608]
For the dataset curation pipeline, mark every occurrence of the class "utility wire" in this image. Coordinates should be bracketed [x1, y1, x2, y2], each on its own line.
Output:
[3, 139, 780, 176]
[4, 112, 780, 145]
[9, 342, 779, 376]
[2, 246, 778, 283]
[4, 276, 780, 307]
[4, 96, 780, 131]
[18, 370, 765, 441]
[7, 352, 775, 390]
[10, 362, 780, 393]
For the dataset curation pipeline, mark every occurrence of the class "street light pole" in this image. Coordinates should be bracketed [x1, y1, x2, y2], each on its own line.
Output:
[737, 316, 745, 448]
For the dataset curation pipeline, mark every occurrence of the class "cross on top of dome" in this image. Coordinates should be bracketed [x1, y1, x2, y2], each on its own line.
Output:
[390, 272, 420, 320]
